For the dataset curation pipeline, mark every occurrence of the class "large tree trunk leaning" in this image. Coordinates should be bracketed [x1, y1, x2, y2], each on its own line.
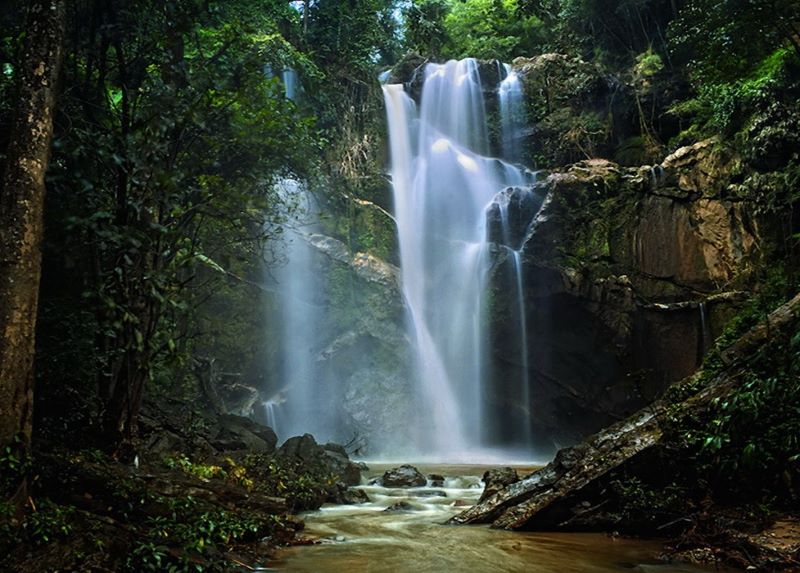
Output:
[0, 0, 65, 506]
[451, 292, 800, 530]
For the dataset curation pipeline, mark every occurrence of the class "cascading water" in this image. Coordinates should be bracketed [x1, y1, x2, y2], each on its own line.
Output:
[263, 179, 339, 442]
[498, 63, 525, 163]
[699, 301, 710, 356]
[282, 68, 299, 101]
[383, 59, 536, 458]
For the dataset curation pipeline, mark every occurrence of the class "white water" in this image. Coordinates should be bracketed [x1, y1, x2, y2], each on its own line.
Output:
[276, 464, 720, 573]
[383, 59, 535, 457]
[264, 179, 339, 442]
[699, 302, 710, 355]
[512, 250, 533, 448]
[499, 63, 525, 163]
[282, 68, 299, 101]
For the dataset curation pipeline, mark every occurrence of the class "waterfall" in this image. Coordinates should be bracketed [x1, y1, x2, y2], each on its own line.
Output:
[498, 63, 525, 163]
[282, 68, 299, 101]
[262, 398, 280, 434]
[512, 250, 533, 447]
[383, 59, 535, 457]
[264, 179, 338, 442]
[699, 301, 710, 355]
[488, 187, 536, 450]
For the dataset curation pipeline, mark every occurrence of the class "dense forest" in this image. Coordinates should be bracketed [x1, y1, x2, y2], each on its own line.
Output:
[0, 0, 798, 571]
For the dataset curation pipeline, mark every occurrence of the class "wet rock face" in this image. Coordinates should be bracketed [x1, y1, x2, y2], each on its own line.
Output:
[380, 465, 427, 488]
[485, 186, 546, 250]
[386, 52, 428, 100]
[480, 467, 520, 503]
[487, 143, 763, 448]
[610, 140, 757, 294]
[342, 488, 371, 504]
[610, 196, 758, 293]
[266, 231, 414, 455]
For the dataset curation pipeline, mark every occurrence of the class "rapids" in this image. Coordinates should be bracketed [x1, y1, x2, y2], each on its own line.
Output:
[273, 464, 727, 573]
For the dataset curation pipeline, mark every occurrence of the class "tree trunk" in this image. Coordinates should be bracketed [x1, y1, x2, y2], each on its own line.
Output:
[0, 0, 65, 506]
[452, 292, 800, 529]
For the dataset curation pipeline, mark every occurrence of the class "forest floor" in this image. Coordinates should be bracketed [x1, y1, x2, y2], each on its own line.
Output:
[664, 511, 800, 570]
[0, 398, 363, 572]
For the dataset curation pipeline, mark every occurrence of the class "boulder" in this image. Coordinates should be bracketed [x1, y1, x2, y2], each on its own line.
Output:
[414, 489, 447, 498]
[217, 382, 261, 417]
[212, 414, 277, 453]
[428, 474, 445, 487]
[384, 500, 416, 512]
[479, 467, 520, 503]
[277, 434, 362, 486]
[380, 465, 427, 488]
[341, 488, 371, 504]
[322, 444, 362, 486]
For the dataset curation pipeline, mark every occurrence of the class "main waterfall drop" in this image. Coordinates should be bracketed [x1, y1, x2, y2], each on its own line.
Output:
[383, 59, 536, 457]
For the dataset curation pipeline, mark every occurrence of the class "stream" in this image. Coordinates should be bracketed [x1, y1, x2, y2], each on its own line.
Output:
[272, 463, 726, 573]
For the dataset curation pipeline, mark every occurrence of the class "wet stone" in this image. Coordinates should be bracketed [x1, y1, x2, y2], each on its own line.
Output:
[380, 464, 427, 488]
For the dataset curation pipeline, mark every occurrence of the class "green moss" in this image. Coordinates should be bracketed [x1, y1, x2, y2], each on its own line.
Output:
[328, 264, 359, 329]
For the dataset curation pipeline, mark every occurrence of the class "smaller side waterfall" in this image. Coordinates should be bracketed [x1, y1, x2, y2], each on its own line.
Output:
[699, 301, 711, 355]
[263, 179, 339, 443]
[649, 164, 665, 189]
[282, 68, 299, 100]
[498, 63, 525, 163]
[262, 399, 281, 434]
[512, 250, 533, 448]
[486, 186, 540, 450]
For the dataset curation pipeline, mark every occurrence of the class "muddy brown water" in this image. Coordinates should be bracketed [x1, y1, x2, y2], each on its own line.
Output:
[271, 463, 726, 573]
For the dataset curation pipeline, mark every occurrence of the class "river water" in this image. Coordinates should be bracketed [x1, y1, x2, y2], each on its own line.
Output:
[273, 464, 722, 573]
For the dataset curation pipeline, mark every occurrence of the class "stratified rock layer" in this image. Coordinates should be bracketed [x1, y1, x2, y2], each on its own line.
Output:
[487, 140, 766, 448]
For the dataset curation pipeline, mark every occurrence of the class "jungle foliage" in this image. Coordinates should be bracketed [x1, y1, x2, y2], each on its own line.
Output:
[1, 0, 799, 568]
[0, 0, 403, 453]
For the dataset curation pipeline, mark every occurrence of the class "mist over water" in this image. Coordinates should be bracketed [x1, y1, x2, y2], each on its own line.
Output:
[263, 59, 539, 461]
[263, 179, 338, 441]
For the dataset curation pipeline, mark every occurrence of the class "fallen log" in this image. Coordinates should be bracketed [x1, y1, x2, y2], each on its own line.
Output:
[451, 292, 800, 530]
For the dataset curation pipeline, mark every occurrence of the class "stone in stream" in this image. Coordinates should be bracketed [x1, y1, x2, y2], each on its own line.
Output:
[414, 489, 447, 498]
[384, 500, 418, 512]
[428, 473, 445, 487]
[479, 467, 520, 503]
[379, 465, 427, 487]
[341, 488, 371, 504]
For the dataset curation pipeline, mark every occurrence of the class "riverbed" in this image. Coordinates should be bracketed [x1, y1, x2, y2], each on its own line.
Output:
[272, 463, 725, 573]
